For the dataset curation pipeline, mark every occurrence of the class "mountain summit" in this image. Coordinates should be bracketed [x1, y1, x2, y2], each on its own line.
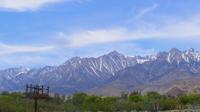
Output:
[1, 48, 200, 95]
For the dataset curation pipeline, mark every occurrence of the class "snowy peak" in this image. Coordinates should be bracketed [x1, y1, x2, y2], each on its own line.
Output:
[106, 51, 123, 57]
[0, 67, 30, 80]
[162, 48, 200, 64]
[131, 55, 157, 64]
[1, 48, 200, 94]
[186, 48, 195, 53]
[140, 48, 200, 64]
[182, 48, 200, 63]
[59, 51, 153, 79]
[169, 48, 181, 54]
[167, 48, 183, 64]
[66, 57, 82, 64]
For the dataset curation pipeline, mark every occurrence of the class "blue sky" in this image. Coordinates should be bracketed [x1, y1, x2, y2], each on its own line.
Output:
[0, 0, 200, 69]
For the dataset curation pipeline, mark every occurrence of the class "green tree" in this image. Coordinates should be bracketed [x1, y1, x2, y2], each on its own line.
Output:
[83, 95, 102, 111]
[71, 92, 87, 106]
[129, 94, 143, 103]
[145, 92, 162, 112]
[159, 98, 178, 110]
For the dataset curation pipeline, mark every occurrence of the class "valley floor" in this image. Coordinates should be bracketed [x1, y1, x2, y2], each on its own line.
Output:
[1, 91, 200, 112]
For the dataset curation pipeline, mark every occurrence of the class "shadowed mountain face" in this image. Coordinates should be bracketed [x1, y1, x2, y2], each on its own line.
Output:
[1, 48, 200, 96]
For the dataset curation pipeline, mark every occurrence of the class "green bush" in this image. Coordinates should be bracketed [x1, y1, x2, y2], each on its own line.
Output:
[1, 91, 200, 112]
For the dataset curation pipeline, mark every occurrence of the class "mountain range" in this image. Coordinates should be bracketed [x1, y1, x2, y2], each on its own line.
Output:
[1, 48, 200, 96]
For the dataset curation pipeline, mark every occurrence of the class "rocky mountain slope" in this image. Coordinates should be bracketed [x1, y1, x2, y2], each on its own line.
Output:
[90, 48, 200, 96]
[0, 51, 155, 94]
[1, 48, 200, 96]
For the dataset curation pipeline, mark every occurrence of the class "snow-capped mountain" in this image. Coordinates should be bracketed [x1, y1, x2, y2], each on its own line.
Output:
[157, 48, 200, 64]
[0, 51, 154, 93]
[1, 48, 200, 95]
[0, 67, 30, 91]
[91, 48, 200, 96]
[0, 67, 30, 80]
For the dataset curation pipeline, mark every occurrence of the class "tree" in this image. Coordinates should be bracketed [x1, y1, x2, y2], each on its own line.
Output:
[177, 95, 189, 109]
[83, 95, 102, 111]
[145, 92, 162, 112]
[129, 94, 143, 103]
[121, 92, 128, 100]
[71, 92, 87, 106]
[102, 96, 118, 112]
[159, 98, 178, 110]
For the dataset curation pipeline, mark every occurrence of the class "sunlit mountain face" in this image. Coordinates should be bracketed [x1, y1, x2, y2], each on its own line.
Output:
[1, 48, 200, 96]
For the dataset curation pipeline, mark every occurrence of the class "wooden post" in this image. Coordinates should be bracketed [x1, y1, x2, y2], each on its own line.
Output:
[47, 86, 49, 96]
[34, 99, 38, 112]
[26, 84, 28, 94]
[30, 84, 32, 93]
[42, 85, 44, 95]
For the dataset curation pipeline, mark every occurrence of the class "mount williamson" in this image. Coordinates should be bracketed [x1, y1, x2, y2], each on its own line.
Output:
[1, 48, 200, 96]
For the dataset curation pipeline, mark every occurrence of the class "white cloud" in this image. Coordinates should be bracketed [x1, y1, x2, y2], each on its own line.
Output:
[66, 28, 131, 47]
[0, 0, 64, 11]
[60, 15, 200, 48]
[0, 43, 55, 55]
[136, 3, 159, 19]
[64, 28, 158, 47]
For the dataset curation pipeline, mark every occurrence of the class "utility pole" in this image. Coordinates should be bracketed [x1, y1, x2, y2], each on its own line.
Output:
[26, 84, 50, 112]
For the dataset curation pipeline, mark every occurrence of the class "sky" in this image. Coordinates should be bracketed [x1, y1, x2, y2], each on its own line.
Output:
[0, 0, 200, 69]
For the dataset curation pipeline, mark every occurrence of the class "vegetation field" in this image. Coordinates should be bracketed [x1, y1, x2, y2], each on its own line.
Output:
[1, 91, 200, 112]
